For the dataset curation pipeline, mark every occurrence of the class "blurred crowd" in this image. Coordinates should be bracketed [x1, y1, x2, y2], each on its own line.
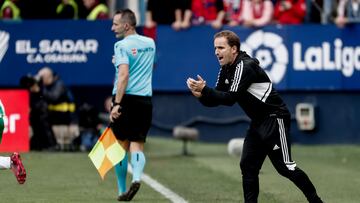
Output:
[0, 0, 359, 28]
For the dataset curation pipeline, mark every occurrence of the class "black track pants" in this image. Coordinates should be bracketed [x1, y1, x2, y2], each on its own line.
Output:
[240, 115, 322, 203]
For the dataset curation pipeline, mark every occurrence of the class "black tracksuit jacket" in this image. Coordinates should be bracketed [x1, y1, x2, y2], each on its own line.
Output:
[199, 51, 290, 124]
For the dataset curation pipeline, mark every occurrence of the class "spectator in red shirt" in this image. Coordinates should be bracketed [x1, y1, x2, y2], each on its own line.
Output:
[242, 0, 274, 27]
[191, 0, 226, 29]
[273, 0, 306, 24]
[223, 0, 246, 27]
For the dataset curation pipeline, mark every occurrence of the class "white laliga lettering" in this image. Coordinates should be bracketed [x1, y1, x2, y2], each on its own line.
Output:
[293, 39, 360, 77]
[293, 43, 306, 70]
[355, 47, 360, 71]
[335, 39, 342, 70]
[342, 47, 354, 77]
[322, 42, 335, 70]
[305, 47, 322, 70]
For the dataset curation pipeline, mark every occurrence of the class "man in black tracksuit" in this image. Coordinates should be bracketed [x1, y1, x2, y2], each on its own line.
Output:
[187, 30, 323, 203]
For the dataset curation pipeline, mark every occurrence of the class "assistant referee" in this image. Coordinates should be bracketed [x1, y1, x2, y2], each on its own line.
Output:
[109, 9, 156, 201]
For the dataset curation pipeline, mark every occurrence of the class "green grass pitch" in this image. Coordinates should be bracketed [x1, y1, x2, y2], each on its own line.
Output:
[0, 136, 359, 203]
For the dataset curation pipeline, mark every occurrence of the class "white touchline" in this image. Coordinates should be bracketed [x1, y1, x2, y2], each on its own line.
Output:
[128, 166, 188, 203]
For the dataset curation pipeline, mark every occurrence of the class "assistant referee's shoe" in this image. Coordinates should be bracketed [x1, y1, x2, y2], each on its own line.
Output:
[10, 152, 26, 184]
[126, 181, 141, 201]
[117, 181, 141, 201]
[117, 193, 128, 201]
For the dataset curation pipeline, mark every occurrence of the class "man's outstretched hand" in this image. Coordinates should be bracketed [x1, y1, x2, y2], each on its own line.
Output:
[187, 75, 206, 98]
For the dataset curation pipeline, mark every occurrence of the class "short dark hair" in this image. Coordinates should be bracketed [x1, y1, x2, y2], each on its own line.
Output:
[214, 30, 241, 53]
[115, 9, 137, 27]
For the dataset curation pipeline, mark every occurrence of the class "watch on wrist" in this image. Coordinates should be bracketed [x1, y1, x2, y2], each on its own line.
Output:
[113, 102, 121, 107]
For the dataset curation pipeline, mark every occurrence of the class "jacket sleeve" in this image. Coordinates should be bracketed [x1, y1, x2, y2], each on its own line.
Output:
[198, 60, 257, 107]
[197, 67, 237, 107]
[198, 86, 237, 107]
[214, 67, 226, 91]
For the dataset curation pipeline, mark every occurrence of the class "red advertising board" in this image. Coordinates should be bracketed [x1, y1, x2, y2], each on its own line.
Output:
[0, 90, 29, 152]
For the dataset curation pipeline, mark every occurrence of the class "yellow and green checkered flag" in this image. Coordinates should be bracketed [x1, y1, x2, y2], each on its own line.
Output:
[88, 127, 125, 180]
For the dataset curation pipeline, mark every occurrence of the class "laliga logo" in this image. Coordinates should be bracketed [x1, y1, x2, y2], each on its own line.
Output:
[0, 31, 10, 63]
[241, 30, 288, 84]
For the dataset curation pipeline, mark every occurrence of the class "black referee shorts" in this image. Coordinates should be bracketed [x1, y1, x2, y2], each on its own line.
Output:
[110, 94, 152, 142]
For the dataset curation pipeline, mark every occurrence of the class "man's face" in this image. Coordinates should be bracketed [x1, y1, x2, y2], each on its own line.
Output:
[111, 14, 126, 38]
[38, 69, 53, 86]
[214, 37, 237, 66]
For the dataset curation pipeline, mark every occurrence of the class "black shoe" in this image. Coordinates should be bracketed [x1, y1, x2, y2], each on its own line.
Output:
[125, 181, 141, 201]
[117, 193, 128, 201]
